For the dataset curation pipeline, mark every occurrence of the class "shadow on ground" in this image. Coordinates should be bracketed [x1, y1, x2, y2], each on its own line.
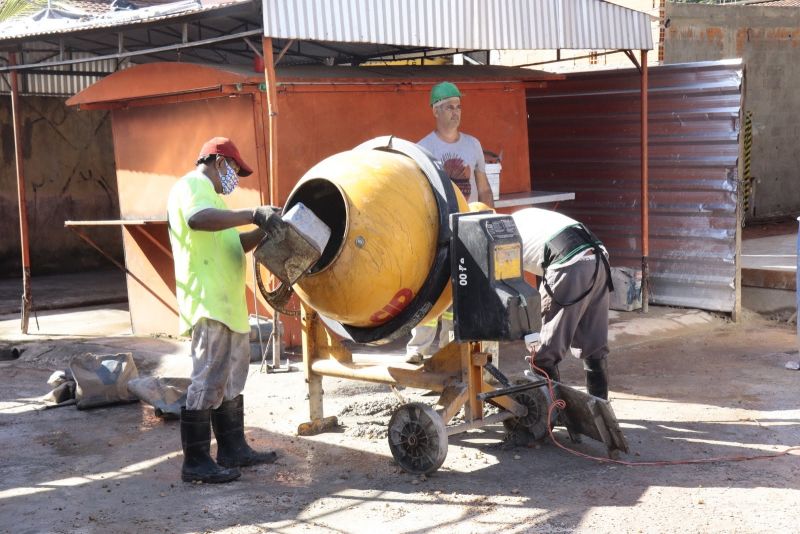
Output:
[1, 307, 799, 532]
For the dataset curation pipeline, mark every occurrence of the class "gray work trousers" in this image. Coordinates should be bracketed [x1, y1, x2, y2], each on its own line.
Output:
[534, 253, 610, 368]
[406, 317, 453, 356]
[186, 317, 250, 411]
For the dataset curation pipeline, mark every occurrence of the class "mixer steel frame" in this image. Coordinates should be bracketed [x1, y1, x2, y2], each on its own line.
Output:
[297, 306, 532, 473]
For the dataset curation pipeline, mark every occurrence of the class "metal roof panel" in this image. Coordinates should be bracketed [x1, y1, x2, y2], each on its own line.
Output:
[0, 0, 253, 39]
[66, 61, 562, 105]
[263, 0, 654, 51]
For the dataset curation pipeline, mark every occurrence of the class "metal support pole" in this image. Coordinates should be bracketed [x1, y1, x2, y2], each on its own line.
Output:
[787, 217, 800, 369]
[796, 217, 800, 357]
[9, 53, 32, 333]
[640, 49, 650, 313]
[271, 311, 282, 368]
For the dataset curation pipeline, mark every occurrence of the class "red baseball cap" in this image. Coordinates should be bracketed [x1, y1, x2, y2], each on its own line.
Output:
[197, 137, 253, 177]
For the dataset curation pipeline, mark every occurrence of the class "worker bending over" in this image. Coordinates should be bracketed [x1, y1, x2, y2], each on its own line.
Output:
[167, 137, 280, 484]
[511, 208, 613, 400]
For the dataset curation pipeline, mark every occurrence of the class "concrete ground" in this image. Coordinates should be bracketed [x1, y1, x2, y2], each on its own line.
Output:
[1, 292, 799, 533]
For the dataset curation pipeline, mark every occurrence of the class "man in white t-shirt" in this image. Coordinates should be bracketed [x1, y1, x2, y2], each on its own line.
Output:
[418, 81, 494, 206]
[406, 82, 495, 363]
[511, 207, 613, 400]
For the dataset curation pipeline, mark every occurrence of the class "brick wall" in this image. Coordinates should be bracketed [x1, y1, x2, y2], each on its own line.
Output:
[665, 3, 800, 220]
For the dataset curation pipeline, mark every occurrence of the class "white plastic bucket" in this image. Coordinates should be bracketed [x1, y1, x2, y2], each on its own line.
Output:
[485, 162, 501, 200]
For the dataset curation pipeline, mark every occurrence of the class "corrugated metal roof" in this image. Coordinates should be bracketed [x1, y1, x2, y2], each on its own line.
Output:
[0, 0, 252, 40]
[263, 0, 654, 51]
[0, 0, 654, 97]
[0, 43, 125, 97]
[4, 0, 654, 50]
[527, 59, 743, 313]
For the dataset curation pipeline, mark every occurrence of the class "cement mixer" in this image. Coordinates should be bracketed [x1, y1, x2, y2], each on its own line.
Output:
[253, 136, 628, 474]
[281, 137, 465, 344]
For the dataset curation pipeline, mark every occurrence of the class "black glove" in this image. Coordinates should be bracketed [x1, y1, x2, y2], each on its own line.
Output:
[253, 205, 281, 230]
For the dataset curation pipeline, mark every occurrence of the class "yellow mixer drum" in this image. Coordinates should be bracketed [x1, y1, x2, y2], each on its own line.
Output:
[284, 137, 468, 343]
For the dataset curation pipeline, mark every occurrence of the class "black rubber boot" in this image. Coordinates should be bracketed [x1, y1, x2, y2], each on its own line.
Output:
[212, 395, 278, 468]
[180, 408, 241, 483]
[584, 357, 609, 400]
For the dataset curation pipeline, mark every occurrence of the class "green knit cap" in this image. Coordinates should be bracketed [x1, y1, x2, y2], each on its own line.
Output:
[430, 81, 462, 106]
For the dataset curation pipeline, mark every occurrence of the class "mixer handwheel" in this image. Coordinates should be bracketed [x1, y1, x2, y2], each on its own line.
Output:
[254, 261, 300, 317]
[387, 403, 448, 475]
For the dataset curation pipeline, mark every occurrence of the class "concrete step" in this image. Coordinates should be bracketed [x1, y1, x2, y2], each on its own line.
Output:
[742, 267, 795, 291]
[741, 267, 796, 319]
[741, 219, 796, 319]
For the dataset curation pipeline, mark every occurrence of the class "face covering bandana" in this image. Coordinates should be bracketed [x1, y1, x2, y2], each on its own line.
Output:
[219, 159, 239, 195]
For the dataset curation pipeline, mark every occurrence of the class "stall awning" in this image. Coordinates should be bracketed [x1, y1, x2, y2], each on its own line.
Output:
[263, 0, 654, 52]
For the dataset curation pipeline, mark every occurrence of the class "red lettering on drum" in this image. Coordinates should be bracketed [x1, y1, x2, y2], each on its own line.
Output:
[369, 288, 414, 323]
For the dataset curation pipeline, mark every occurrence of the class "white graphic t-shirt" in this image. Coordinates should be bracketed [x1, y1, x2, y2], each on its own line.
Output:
[418, 131, 486, 202]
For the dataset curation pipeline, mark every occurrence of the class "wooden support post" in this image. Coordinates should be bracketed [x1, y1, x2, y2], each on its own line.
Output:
[262, 36, 280, 207]
[301, 305, 324, 422]
[311, 359, 453, 391]
[437, 384, 469, 425]
[461, 343, 483, 422]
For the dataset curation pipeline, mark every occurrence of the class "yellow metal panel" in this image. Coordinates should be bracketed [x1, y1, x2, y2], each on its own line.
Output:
[493, 243, 521, 280]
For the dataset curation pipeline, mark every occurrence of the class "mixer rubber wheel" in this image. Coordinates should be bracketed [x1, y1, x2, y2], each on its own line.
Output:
[502, 388, 553, 441]
[387, 402, 448, 475]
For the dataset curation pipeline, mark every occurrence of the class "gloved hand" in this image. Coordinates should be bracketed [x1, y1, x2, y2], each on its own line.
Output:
[252, 205, 281, 229]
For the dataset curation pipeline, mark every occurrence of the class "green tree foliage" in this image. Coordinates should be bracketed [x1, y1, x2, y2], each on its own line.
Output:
[0, 0, 48, 22]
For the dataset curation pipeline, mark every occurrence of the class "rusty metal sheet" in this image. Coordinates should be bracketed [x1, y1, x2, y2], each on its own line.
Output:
[527, 59, 743, 313]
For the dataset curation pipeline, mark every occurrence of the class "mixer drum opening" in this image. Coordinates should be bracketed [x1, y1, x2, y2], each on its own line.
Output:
[283, 178, 346, 274]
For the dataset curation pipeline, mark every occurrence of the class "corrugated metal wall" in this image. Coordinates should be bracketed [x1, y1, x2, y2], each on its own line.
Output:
[527, 60, 743, 312]
[0, 46, 123, 97]
[263, 0, 653, 51]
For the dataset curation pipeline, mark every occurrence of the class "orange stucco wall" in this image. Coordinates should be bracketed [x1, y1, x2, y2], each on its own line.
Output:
[111, 94, 267, 337]
[273, 83, 530, 204]
[102, 78, 531, 345]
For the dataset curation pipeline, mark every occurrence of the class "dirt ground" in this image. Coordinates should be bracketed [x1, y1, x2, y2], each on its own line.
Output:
[1, 305, 799, 534]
